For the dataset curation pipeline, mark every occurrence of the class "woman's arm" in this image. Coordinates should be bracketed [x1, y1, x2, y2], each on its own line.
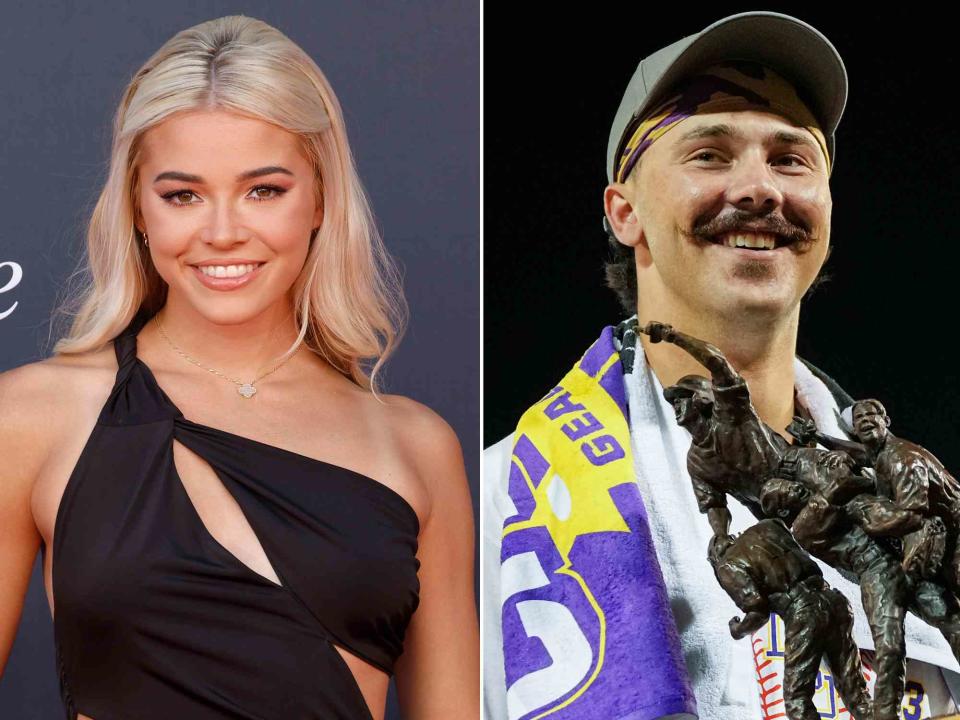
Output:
[393, 401, 479, 719]
[0, 365, 47, 677]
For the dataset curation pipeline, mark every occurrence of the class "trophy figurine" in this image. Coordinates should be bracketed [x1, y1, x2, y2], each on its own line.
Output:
[641, 320, 960, 719]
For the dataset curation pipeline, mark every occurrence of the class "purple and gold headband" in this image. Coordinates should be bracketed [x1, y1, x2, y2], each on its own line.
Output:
[614, 61, 830, 184]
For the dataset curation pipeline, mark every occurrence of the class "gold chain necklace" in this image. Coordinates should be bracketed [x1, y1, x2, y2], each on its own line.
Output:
[153, 314, 296, 399]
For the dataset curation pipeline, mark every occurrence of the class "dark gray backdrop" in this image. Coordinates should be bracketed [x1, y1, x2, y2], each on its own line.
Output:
[0, 2, 479, 718]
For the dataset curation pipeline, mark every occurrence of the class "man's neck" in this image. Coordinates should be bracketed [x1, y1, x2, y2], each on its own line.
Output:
[638, 309, 800, 439]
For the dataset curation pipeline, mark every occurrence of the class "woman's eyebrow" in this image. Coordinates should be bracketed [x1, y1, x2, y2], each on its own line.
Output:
[152, 166, 295, 184]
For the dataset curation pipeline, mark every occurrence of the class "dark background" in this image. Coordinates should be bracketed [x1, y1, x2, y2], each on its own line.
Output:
[0, 2, 478, 718]
[484, 8, 958, 459]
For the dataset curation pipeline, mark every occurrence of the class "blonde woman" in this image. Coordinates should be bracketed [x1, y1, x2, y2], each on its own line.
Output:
[0, 15, 478, 720]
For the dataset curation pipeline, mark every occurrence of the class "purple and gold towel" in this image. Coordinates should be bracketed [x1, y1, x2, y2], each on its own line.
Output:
[499, 326, 695, 719]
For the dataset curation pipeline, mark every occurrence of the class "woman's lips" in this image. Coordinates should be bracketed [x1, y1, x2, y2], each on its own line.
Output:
[190, 263, 265, 291]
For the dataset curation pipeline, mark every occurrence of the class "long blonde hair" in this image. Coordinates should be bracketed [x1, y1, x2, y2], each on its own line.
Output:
[51, 15, 406, 393]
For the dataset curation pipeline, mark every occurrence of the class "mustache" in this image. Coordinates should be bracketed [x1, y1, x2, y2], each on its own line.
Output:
[685, 210, 818, 247]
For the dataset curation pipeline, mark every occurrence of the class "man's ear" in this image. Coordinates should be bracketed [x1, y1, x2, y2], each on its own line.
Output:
[604, 182, 644, 248]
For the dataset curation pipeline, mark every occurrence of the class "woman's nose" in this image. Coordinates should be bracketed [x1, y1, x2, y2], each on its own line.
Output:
[200, 202, 246, 245]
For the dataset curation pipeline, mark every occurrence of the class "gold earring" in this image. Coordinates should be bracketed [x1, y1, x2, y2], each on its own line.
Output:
[143, 231, 149, 247]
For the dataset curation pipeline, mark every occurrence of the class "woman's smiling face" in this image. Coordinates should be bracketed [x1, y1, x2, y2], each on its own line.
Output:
[136, 108, 322, 323]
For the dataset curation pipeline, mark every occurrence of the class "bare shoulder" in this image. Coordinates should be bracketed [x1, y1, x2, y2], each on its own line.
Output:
[360, 392, 467, 519]
[374, 393, 464, 465]
[0, 359, 74, 439]
[0, 362, 48, 467]
[3, 344, 116, 409]
[0, 360, 72, 500]
[0, 346, 117, 478]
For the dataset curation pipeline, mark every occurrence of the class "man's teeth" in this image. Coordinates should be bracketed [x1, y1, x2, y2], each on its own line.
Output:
[720, 232, 777, 250]
[197, 263, 261, 278]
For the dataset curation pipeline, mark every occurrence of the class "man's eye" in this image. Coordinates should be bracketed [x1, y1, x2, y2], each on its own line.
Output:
[774, 155, 805, 167]
[692, 151, 722, 162]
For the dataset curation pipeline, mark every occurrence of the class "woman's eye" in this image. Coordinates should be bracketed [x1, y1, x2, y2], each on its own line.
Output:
[161, 190, 198, 206]
[249, 185, 286, 201]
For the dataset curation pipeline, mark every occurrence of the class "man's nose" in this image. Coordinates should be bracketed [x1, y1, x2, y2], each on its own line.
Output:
[726, 152, 784, 213]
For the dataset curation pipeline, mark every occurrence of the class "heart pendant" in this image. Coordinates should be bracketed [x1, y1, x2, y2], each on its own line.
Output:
[238, 383, 257, 398]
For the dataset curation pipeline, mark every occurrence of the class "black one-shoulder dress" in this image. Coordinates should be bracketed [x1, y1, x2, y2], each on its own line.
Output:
[47, 308, 420, 719]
